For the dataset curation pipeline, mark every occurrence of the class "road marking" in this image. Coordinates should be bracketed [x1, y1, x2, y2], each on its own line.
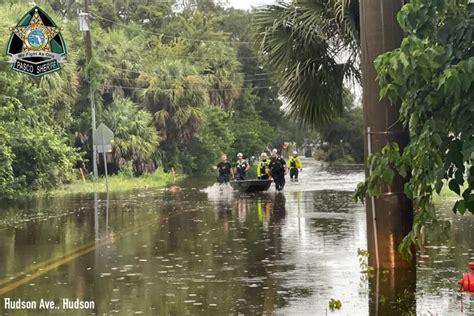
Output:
[0, 241, 97, 287]
[0, 241, 104, 296]
[0, 217, 158, 296]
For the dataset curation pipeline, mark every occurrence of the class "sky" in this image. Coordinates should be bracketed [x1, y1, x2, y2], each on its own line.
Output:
[227, 0, 276, 10]
[226, 0, 362, 102]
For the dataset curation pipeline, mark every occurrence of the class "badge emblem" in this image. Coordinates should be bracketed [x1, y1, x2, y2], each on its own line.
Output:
[6, 6, 67, 76]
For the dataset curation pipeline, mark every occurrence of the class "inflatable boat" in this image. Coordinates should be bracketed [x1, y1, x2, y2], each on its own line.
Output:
[229, 179, 273, 193]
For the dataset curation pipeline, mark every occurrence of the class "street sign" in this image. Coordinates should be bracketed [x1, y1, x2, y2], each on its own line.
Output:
[93, 123, 114, 193]
[97, 144, 112, 153]
[93, 123, 114, 146]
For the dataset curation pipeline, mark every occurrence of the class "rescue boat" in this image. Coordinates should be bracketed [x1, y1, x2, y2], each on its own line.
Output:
[229, 179, 273, 193]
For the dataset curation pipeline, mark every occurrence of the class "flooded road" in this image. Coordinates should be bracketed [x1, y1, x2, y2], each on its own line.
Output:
[0, 159, 472, 315]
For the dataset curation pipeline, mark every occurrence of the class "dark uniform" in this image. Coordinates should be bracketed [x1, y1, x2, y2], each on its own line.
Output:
[235, 159, 249, 180]
[216, 161, 232, 184]
[269, 156, 286, 191]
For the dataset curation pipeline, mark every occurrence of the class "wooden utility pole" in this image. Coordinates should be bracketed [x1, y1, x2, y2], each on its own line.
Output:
[359, 0, 413, 269]
[84, 0, 92, 61]
[83, 0, 98, 179]
[360, 2, 416, 313]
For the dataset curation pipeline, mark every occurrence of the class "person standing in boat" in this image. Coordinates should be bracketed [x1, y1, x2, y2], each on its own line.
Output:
[257, 152, 271, 180]
[235, 153, 249, 180]
[269, 149, 287, 191]
[216, 154, 233, 185]
[288, 151, 302, 182]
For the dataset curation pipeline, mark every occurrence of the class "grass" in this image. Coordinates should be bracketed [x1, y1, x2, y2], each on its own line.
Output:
[50, 168, 177, 196]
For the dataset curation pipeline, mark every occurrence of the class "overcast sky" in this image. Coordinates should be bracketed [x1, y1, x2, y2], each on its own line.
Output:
[227, 0, 275, 10]
[226, 0, 362, 102]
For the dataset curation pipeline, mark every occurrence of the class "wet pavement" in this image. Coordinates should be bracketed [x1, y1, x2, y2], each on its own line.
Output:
[0, 159, 472, 315]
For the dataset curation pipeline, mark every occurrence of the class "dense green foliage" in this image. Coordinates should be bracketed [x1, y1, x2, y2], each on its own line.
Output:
[316, 106, 364, 164]
[355, 0, 473, 257]
[0, 92, 79, 198]
[103, 97, 159, 175]
[0, 19, 80, 198]
[313, 91, 363, 164]
[0, 1, 314, 197]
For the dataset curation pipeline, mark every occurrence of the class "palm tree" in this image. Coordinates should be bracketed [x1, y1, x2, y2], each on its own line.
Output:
[253, 0, 360, 128]
[199, 42, 243, 110]
[103, 97, 159, 175]
[140, 59, 207, 142]
[38, 51, 80, 128]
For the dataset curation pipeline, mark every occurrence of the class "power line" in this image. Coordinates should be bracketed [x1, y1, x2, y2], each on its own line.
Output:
[101, 84, 278, 92]
[118, 53, 263, 61]
[90, 13, 257, 45]
[141, 54, 263, 61]
[106, 73, 275, 83]
[2, 61, 278, 81]
[103, 65, 279, 79]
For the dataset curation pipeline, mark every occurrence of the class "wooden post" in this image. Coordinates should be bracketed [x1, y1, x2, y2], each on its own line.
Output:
[359, 0, 414, 269]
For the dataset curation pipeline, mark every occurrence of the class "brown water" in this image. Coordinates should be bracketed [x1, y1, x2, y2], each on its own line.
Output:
[0, 159, 472, 315]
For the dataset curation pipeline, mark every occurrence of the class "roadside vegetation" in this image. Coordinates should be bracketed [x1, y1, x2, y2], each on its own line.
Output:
[313, 95, 364, 164]
[50, 168, 175, 195]
[0, 0, 328, 198]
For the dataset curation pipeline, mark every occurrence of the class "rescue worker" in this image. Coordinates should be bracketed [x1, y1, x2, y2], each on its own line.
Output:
[216, 154, 233, 185]
[268, 148, 287, 191]
[235, 153, 249, 180]
[257, 152, 270, 180]
[288, 151, 302, 182]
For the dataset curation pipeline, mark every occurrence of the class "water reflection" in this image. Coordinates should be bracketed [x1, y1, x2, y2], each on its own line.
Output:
[416, 199, 474, 315]
[0, 187, 365, 314]
[369, 268, 416, 316]
[0, 160, 472, 315]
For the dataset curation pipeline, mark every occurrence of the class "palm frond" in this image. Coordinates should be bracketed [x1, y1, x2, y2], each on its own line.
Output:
[253, 0, 360, 128]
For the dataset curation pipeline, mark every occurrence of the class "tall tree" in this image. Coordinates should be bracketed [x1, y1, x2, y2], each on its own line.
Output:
[253, 0, 360, 128]
[103, 97, 159, 175]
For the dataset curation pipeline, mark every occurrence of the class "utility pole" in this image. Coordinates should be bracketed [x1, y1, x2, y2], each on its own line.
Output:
[360, 1, 416, 314]
[359, 0, 414, 269]
[81, 0, 98, 179]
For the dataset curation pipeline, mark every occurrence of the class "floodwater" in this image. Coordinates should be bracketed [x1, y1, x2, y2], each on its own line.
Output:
[0, 158, 472, 315]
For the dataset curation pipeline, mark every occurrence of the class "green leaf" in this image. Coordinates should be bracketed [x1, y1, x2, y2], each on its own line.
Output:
[399, 53, 410, 68]
[467, 195, 474, 214]
[432, 134, 442, 146]
[462, 140, 474, 161]
[404, 182, 414, 199]
[454, 200, 466, 215]
[454, 168, 465, 185]
[448, 179, 461, 195]
[399, 164, 408, 178]
[434, 180, 443, 194]
[382, 168, 395, 183]
[462, 187, 471, 200]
